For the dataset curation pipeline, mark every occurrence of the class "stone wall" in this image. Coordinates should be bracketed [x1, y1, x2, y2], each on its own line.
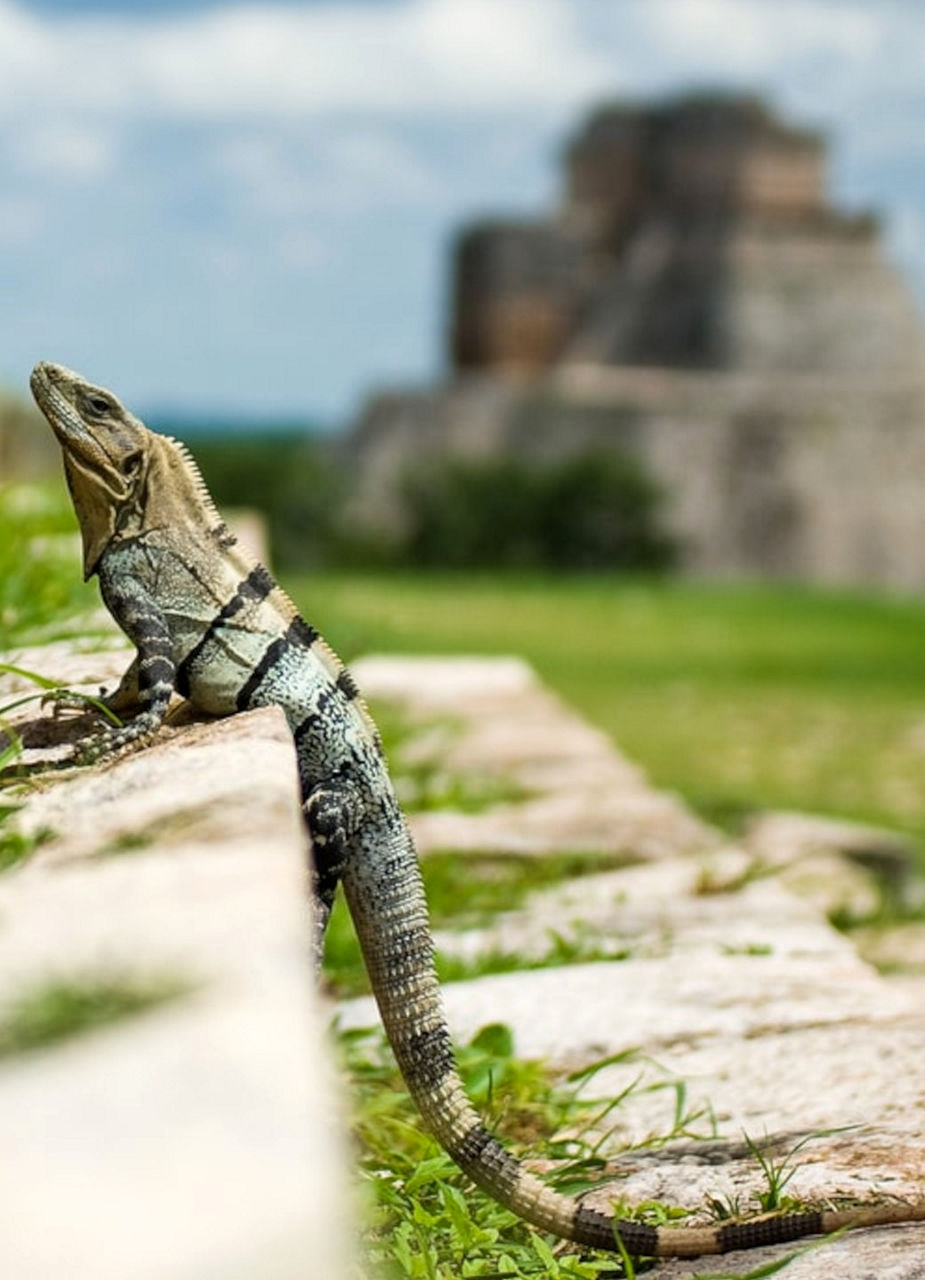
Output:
[451, 222, 588, 372]
[565, 94, 826, 233]
[725, 227, 923, 375]
[0, 643, 354, 1280]
[450, 206, 917, 383]
[344, 366, 925, 589]
[448, 93, 923, 381]
[348, 92, 925, 588]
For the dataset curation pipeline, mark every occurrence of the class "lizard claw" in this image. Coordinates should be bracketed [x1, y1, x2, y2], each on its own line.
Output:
[42, 689, 88, 718]
[72, 730, 112, 764]
[42, 687, 110, 720]
[72, 714, 160, 766]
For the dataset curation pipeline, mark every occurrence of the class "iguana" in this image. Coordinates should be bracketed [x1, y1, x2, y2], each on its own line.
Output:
[29, 360, 925, 1260]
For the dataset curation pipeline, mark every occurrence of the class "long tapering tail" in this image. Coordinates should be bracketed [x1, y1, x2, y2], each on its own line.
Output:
[340, 821, 925, 1258]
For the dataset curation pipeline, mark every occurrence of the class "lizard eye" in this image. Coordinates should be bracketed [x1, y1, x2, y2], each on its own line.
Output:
[85, 394, 113, 417]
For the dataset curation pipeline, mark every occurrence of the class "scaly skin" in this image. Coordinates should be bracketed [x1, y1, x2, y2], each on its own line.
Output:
[29, 360, 925, 1259]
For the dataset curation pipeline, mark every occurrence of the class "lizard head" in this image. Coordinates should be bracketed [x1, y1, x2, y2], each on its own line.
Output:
[30, 361, 152, 578]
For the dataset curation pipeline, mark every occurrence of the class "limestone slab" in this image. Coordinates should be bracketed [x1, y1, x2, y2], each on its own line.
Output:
[0, 691, 352, 1279]
[354, 654, 713, 859]
[432, 855, 861, 966]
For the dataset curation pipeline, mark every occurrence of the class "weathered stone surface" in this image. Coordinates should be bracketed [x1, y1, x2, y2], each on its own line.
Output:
[6, 647, 924, 1274]
[354, 654, 712, 859]
[746, 809, 916, 916]
[853, 921, 925, 976]
[0, 651, 353, 1280]
[340, 656, 925, 1275]
[342, 874, 925, 1273]
[341, 945, 911, 1068]
[430, 853, 857, 965]
[1, 636, 130, 691]
[345, 365, 925, 589]
[13, 710, 300, 868]
[655, 1224, 925, 1280]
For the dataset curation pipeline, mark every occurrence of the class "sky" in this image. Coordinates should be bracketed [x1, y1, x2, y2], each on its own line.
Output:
[1, 0, 924, 423]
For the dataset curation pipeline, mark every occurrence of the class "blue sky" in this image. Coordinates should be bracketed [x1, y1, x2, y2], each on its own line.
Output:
[2, 0, 924, 422]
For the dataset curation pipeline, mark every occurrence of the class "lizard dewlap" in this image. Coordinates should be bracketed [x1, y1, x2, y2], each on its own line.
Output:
[29, 359, 925, 1259]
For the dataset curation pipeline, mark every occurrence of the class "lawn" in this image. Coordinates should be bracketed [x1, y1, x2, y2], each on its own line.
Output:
[282, 571, 925, 858]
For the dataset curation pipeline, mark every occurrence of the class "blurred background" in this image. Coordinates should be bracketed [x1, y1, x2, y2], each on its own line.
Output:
[2, 0, 925, 575]
[4, 0, 925, 855]
[9, 0, 923, 420]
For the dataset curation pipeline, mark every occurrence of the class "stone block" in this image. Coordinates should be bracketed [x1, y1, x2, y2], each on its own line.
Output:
[0, 652, 353, 1280]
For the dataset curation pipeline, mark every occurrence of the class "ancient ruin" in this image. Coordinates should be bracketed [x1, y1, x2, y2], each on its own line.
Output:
[451, 95, 919, 379]
[346, 93, 925, 587]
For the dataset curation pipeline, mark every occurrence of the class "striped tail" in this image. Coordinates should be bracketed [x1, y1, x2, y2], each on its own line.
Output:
[340, 823, 925, 1259]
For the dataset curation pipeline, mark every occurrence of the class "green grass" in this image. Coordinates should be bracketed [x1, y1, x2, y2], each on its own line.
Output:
[0, 973, 191, 1059]
[7, 485, 923, 854]
[340, 1021, 679, 1279]
[0, 483, 98, 648]
[0, 805, 52, 872]
[339, 1020, 819, 1279]
[5, 493, 922, 1272]
[375, 703, 530, 814]
[283, 571, 925, 860]
[323, 849, 636, 998]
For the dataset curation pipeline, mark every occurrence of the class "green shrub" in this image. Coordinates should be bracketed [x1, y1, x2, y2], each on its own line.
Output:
[398, 450, 677, 571]
[188, 435, 343, 569]
[159, 435, 678, 573]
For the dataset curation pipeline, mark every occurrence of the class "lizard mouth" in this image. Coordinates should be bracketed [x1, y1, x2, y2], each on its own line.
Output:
[30, 362, 122, 474]
[30, 362, 82, 428]
[29, 361, 58, 410]
[30, 360, 78, 397]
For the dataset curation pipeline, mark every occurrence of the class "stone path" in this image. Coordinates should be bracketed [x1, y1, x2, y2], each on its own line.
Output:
[2, 644, 925, 1277]
[346, 655, 925, 1278]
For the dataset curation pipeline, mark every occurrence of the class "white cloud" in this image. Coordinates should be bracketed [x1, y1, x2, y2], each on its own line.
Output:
[643, 0, 880, 71]
[317, 127, 440, 202]
[12, 122, 116, 180]
[202, 241, 248, 282]
[622, 0, 925, 113]
[0, 0, 614, 120]
[277, 229, 327, 272]
[215, 125, 442, 218]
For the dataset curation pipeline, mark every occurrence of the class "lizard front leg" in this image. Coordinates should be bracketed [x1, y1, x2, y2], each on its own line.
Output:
[99, 654, 144, 716]
[76, 580, 176, 763]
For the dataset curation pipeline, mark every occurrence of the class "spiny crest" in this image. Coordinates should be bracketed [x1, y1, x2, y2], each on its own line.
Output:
[159, 430, 381, 746]
[154, 432, 229, 536]
[309, 628, 383, 751]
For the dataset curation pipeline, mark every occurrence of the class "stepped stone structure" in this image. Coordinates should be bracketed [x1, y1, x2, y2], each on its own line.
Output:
[451, 95, 917, 379]
[345, 94, 925, 587]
